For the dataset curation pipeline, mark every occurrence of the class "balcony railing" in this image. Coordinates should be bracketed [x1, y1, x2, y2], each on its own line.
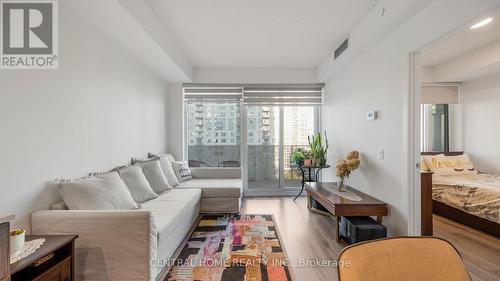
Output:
[188, 145, 309, 187]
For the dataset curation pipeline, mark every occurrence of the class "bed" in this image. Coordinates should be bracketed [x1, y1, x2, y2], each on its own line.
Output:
[421, 152, 500, 237]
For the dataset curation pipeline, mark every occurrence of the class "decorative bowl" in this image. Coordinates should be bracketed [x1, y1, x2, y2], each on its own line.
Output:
[10, 229, 25, 255]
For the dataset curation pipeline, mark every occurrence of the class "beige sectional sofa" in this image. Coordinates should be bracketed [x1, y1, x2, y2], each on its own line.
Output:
[30, 154, 242, 281]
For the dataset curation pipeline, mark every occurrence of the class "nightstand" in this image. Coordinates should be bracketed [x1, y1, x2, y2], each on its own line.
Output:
[10, 235, 78, 281]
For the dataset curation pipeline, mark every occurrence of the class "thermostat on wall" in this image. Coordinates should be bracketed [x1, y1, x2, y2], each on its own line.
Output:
[367, 111, 377, 120]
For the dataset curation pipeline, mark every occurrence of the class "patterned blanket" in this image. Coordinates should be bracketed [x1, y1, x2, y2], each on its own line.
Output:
[433, 173, 500, 224]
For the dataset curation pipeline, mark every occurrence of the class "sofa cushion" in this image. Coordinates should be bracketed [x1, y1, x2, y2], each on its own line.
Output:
[150, 152, 176, 163]
[139, 160, 171, 194]
[176, 179, 242, 198]
[59, 172, 138, 210]
[140, 188, 201, 269]
[50, 201, 68, 210]
[156, 156, 180, 187]
[117, 165, 158, 203]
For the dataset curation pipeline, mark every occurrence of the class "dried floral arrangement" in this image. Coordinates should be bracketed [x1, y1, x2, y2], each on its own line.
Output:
[336, 150, 361, 190]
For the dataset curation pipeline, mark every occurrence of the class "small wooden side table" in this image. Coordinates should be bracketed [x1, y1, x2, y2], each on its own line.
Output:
[10, 235, 78, 281]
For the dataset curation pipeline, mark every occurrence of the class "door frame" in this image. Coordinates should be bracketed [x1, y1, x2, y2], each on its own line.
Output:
[407, 52, 422, 236]
[406, 6, 500, 235]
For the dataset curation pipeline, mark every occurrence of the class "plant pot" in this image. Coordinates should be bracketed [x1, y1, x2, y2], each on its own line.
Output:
[304, 159, 312, 166]
[10, 229, 25, 255]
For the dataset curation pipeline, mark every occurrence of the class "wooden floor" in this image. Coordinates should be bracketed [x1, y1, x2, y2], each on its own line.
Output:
[241, 197, 500, 281]
[433, 215, 500, 281]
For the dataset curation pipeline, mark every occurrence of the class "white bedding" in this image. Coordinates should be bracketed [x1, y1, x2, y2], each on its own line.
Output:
[432, 173, 500, 224]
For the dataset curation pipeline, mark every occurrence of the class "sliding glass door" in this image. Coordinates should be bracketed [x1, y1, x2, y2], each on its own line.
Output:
[247, 106, 318, 190]
[247, 106, 280, 189]
[283, 106, 316, 188]
[183, 83, 323, 194]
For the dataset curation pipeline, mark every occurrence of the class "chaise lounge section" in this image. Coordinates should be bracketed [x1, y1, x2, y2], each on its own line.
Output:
[176, 167, 242, 213]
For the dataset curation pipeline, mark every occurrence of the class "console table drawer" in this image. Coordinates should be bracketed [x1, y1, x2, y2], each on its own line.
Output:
[10, 235, 77, 281]
[33, 257, 70, 281]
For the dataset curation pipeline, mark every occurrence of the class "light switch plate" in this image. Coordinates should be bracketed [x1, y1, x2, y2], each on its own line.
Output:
[378, 149, 385, 160]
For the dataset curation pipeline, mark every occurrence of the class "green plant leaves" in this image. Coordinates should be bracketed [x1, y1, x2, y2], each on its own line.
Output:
[308, 132, 329, 166]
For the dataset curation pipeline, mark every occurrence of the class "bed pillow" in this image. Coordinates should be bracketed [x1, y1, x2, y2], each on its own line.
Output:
[171, 161, 193, 182]
[59, 172, 138, 210]
[421, 154, 444, 172]
[117, 165, 158, 203]
[138, 159, 172, 194]
[424, 154, 477, 175]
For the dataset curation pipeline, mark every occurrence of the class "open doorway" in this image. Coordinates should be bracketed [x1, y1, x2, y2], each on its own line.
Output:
[412, 10, 500, 281]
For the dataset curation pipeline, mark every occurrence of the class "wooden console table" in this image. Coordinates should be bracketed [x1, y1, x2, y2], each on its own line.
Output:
[305, 182, 388, 242]
[10, 235, 78, 281]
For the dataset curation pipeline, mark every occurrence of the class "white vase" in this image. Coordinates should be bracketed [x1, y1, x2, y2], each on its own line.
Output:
[10, 229, 25, 255]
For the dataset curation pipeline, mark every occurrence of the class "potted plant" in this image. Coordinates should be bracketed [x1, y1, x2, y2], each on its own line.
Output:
[290, 148, 305, 166]
[10, 229, 25, 255]
[303, 150, 313, 166]
[308, 132, 329, 166]
[336, 150, 361, 191]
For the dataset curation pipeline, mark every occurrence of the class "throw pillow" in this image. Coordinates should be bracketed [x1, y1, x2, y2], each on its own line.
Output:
[171, 161, 193, 182]
[117, 165, 158, 203]
[421, 154, 444, 172]
[424, 154, 477, 175]
[59, 171, 138, 210]
[158, 156, 180, 187]
[139, 159, 172, 194]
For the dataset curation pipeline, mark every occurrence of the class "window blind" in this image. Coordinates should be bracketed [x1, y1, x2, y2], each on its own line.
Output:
[243, 84, 324, 106]
[421, 83, 460, 104]
[183, 86, 242, 101]
[183, 83, 325, 105]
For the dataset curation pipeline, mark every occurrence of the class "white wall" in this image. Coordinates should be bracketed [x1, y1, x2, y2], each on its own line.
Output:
[462, 72, 500, 174]
[0, 6, 169, 230]
[320, 0, 500, 235]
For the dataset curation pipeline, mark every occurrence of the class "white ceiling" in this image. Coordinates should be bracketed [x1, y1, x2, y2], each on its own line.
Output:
[148, 0, 378, 68]
[422, 11, 500, 67]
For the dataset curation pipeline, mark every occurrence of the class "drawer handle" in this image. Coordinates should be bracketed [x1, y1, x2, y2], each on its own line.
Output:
[32, 253, 54, 267]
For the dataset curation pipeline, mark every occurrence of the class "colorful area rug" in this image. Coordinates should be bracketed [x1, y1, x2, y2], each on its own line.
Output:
[166, 214, 293, 281]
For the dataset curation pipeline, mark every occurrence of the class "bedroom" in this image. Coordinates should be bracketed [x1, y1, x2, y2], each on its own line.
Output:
[419, 10, 500, 280]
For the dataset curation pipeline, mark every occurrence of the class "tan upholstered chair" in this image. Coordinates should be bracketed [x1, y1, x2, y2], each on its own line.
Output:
[337, 237, 471, 281]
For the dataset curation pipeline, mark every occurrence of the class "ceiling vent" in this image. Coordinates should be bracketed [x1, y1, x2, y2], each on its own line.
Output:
[334, 37, 349, 60]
